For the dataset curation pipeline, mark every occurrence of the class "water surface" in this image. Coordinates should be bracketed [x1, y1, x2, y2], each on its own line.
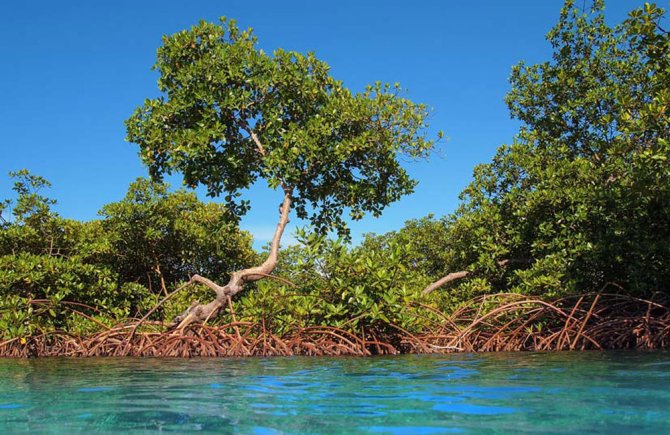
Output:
[1, 352, 669, 433]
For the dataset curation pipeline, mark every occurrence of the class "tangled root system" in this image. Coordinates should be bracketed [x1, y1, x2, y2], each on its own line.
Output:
[2, 292, 669, 357]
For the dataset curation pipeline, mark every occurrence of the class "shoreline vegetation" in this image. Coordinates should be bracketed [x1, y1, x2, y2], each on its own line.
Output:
[1, 0, 669, 358]
[2, 291, 669, 357]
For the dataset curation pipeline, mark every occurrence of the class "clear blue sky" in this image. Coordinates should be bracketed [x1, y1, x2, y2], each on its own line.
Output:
[0, 1, 641, 247]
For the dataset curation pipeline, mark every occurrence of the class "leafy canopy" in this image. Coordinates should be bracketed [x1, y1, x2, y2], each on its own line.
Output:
[126, 18, 439, 237]
[445, 0, 669, 296]
[99, 178, 256, 290]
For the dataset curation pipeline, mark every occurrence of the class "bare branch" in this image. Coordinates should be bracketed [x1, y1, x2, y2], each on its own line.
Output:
[240, 272, 296, 287]
[422, 258, 532, 295]
[422, 271, 470, 296]
[190, 274, 226, 298]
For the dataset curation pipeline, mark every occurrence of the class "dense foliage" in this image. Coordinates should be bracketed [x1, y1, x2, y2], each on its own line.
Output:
[0, 172, 255, 338]
[423, 0, 669, 298]
[99, 178, 257, 294]
[126, 18, 439, 237]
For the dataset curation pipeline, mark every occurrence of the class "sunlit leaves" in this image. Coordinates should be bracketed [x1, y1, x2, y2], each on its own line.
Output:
[447, 1, 670, 297]
[126, 17, 439, 239]
[99, 178, 257, 291]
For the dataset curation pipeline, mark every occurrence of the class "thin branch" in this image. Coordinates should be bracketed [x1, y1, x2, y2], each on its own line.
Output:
[129, 279, 196, 338]
[422, 271, 470, 296]
[237, 120, 266, 156]
[240, 272, 296, 287]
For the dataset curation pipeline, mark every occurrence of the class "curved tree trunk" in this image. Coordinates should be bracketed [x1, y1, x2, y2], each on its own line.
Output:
[173, 190, 292, 329]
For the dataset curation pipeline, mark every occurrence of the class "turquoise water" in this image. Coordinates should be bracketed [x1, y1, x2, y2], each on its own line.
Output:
[1, 352, 669, 433]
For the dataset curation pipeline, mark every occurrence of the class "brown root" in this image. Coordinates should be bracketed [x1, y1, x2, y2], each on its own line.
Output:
[3, 290, 669, 357]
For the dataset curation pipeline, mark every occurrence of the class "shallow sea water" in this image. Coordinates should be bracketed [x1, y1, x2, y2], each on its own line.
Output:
[1, 352, 669, 433]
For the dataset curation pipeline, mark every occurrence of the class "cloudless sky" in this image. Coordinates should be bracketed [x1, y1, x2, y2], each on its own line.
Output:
[0, 1, 644, 247]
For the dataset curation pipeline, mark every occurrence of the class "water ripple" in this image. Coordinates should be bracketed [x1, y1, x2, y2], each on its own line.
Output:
[0, 352, 668, 433]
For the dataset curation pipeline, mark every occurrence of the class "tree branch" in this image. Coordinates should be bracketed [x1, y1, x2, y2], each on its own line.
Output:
[422, 271, 470, 296]
[422, 258, 532, 295]
[172, 189, 292, 330]
[237, 120, 266, 157]
[190, 274, 226, 298]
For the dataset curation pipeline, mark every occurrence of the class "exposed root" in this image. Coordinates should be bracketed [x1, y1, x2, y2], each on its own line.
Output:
[2, 292, 669, 357]
[0, 323, 391, 358]
[418, 291, 670, 352]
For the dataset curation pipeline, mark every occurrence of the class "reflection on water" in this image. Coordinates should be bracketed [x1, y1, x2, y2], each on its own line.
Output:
[0, 352, 669, 433]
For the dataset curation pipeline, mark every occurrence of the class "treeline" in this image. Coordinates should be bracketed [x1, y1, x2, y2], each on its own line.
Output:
[0, 174, 257, 337]
[1, 0, 668, 344]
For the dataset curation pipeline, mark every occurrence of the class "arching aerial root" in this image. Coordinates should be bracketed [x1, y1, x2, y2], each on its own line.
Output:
[2, 292, 669, 357]
[416, 292, 670, 352]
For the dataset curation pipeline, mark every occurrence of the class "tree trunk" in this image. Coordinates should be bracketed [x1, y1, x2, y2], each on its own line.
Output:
[173, 190, 292, 329]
